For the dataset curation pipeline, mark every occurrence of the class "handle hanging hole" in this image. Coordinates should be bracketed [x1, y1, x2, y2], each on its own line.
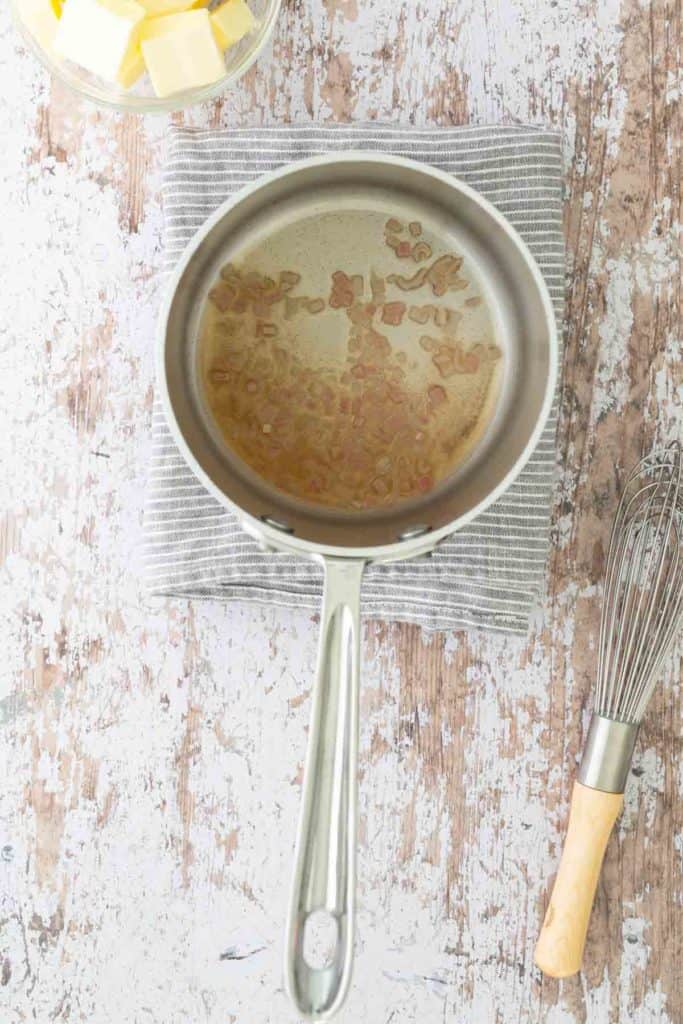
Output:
[302, 910, 339, 970]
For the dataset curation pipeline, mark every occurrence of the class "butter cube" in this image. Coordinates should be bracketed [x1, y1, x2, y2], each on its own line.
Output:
[117, 43, 145, 87]
[210, 0, 255, 50]
[16, 0, 62, 52]
[138, 7, 199, 37]
[137, 0, 195, 14]
[54, 0, 145, 81]
[140, 9, 225, 97]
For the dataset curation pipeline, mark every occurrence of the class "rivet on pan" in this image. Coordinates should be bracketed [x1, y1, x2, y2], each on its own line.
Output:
[262, 515, 294, 534]
[257, 540, 279, 553]
[398, 524, 432, 541]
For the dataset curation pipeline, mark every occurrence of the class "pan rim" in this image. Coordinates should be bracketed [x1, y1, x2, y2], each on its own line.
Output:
[157, 151, 559, 561]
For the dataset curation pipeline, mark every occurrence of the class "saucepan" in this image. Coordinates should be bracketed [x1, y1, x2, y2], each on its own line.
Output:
[157, 154, 557, 1019]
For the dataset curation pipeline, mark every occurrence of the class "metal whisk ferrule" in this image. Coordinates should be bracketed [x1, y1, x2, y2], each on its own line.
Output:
[578, 714, 638, 793]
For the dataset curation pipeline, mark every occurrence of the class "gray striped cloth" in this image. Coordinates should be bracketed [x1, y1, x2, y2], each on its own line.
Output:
[145, 124, 563, 633]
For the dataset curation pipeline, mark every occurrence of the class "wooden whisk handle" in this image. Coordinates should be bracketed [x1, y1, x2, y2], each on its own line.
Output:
[534, 780, 624, 978]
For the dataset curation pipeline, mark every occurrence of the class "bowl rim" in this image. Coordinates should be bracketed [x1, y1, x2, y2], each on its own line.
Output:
[157, 151, 560, 561]
[9, 0, 283, 114]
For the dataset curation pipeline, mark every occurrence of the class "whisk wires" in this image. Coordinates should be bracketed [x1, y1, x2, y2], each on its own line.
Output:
[595, 443, 683, 724]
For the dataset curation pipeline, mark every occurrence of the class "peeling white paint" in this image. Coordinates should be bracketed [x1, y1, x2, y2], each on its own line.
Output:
[594, 255, 634, 418]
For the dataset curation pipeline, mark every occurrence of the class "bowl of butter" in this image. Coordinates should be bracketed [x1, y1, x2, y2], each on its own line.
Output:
[11, 0, 281, 112]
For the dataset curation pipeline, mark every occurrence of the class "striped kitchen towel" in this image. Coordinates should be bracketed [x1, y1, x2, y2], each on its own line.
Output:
[145, 124, 563, 633]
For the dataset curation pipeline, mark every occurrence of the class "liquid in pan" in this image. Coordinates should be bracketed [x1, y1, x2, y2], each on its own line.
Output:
[198, 205, 503, 511]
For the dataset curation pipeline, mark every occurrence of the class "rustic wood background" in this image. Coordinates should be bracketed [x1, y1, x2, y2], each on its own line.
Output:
[1, 0, 681, 1020]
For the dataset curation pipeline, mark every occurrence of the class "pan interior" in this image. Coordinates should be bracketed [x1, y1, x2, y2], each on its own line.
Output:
[164, 160, 554, 551]
[196, 194, 504, 515]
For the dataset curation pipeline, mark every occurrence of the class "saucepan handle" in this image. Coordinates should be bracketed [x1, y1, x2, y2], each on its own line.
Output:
[285, 556, 365, 1020]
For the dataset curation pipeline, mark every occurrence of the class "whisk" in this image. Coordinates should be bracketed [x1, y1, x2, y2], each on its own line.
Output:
[535, 443, 683, 978]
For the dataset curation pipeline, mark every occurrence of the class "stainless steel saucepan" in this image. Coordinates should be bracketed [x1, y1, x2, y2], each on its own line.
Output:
[157, 154, 558, 1020]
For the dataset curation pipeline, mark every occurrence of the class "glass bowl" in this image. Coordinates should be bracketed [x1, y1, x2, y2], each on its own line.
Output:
[10, 0, 282, 114]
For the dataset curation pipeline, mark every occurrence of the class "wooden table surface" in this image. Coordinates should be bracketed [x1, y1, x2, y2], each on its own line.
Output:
[1, 0, 681, 1021]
